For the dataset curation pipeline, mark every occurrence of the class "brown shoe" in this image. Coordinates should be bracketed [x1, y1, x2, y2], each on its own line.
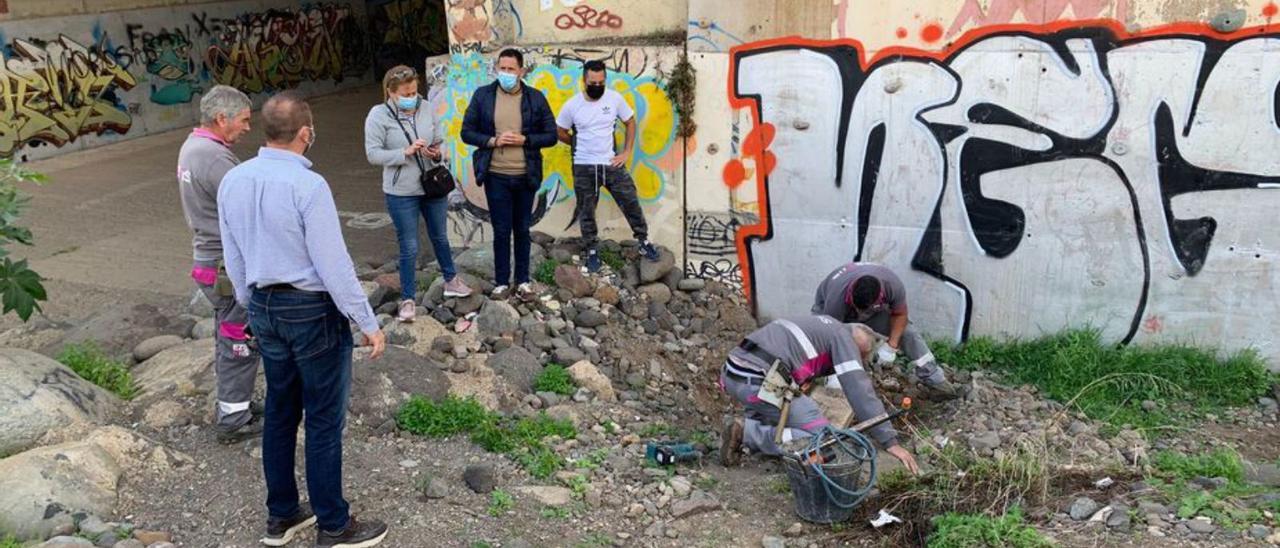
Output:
[720, 416, 744, 467]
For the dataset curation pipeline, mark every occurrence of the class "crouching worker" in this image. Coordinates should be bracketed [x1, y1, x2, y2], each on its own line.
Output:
[719, 315, 919, 473]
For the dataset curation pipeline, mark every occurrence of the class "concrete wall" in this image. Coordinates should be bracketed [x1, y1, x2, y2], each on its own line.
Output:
[0, 0, 373, 161]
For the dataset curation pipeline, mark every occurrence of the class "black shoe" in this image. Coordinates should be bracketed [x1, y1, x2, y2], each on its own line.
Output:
[217, 416, 264, 445]
[316, 516, 389, 548]
[261, 503, 316, 546]
[638, 241, 660, 262]
[250, 400, 265, 417]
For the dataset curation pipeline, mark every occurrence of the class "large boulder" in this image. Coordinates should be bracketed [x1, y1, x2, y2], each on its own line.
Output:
[350, 347, 451, 428]
[553, 265, 593, 298]
[0, 427, 154, 540]
[487, 347, 541, 393]
[49, 304, 191, 360]
[639, 248, 676, 284]
[567, 360, 616, 402]
[132, 339, 216, 400]
[132, 335, 185, 363]
[454, 247, 497, 279]
[383, 317, 460, 358]
[0, 349, 118, 456]
[476, 300, 520, 337]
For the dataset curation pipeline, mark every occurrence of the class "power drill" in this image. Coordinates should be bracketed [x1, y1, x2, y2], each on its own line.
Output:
[645, 441, 702, 466]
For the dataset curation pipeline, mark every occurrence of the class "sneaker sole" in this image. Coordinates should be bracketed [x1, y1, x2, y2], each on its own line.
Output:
[260, 515, 316, 546]
[323, 529, 388, 548]
[443, 290, 472, 298]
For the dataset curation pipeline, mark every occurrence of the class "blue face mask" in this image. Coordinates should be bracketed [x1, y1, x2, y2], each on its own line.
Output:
[396, 95, 418, 111]
[496, 72, 519, 91]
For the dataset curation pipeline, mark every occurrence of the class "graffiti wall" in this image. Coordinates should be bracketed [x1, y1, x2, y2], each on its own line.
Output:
[430, 44, 687, 257]
[368, 0, 448, 76]
[726, 21, 1280, 365]
[445, 0, 685, 52]
[0, 0, 371, 161]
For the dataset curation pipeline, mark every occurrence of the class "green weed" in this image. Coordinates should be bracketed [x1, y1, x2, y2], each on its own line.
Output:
[540, 506, 571, 519]
[767, 475, 791, 494]
[534, 259, 562, 286]
[695, 475, 720, 492]
[533, 363, 576, 396]
[0, 534, 25, 548]
[639, 422, 676, 438]
[1151, 448, 1245, 484]
[57, 343, 136, 399]
[932, 329, 1274, 431]
[575, 533, 612, 548]
[395, 395, 491, 437]
[577, 447, 610, 470]
[928, 507, 1054, 548]
[487, 489, 514, 516]
[598, 248, 625, 271]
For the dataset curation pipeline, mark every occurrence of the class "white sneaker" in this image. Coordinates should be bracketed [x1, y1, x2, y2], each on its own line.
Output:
[516, 283, 536, 301]
[397, 299, 416, 323]
[491, 285, 511, 299]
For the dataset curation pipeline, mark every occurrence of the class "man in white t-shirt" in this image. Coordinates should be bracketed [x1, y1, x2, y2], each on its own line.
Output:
[556, 60, 661, 272]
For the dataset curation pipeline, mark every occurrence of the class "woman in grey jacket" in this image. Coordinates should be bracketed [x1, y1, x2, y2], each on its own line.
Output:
[364, 65, 471, 322]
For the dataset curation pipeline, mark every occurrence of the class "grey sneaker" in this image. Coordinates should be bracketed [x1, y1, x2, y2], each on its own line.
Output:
[443, 276, 473, 298]
[396, 299, 416, 323]
[217, 416, 264, 445]
[491, 285, 511, 300]
[316, 516, 388, 548]
[261, 503, 316, 546]
[921, 378, 961, 401]
[719, 416, 744, 467]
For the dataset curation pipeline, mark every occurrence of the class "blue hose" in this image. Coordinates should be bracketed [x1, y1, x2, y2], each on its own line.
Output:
[798, 425, 878, 509]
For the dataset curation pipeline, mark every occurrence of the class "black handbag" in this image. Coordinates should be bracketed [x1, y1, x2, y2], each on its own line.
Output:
[387, 102, 455, 199]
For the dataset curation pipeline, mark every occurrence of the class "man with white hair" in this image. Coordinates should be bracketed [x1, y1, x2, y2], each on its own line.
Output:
[177, 84, 260, 444]
[718, 315, 919, 472]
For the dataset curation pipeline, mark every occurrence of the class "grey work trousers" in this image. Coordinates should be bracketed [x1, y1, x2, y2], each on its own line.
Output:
[720, 364, 831, 456]
[194, 265, 259, 431]
[572, 164, 649, 250]
[860, 311, 945, 384]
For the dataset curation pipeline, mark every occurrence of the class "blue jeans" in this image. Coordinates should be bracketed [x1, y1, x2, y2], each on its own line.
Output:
[248, 287, 354, 532]
[385, 193, 455, 300]
[483, 173, 536, 285]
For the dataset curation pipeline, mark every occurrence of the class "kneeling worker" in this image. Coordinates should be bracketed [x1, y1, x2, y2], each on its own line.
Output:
[719, 315, 919, 473]
[813, 262, 958, 399]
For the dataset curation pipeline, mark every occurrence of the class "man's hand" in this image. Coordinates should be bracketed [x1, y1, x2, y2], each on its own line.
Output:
[876, 343, 898, 365]
[610, 152, 628, 168]
[885, 444, 919, 475]
[497, 132, 526, 147]
[364, 330, 386, 360]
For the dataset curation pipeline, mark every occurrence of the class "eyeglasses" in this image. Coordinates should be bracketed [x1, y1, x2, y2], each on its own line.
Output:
[392, 68, 416, 79]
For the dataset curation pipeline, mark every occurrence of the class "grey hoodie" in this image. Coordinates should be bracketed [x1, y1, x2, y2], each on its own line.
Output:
[364, 99, 442, 196]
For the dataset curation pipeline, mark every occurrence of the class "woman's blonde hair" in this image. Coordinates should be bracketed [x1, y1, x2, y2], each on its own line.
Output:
[383, 65, 419, 100]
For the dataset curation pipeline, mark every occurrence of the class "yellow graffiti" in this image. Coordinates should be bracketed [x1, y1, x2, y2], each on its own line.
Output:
[204, 5, 356, 94]
[0, 35, 138, 157]
[441, 53, 679, 205]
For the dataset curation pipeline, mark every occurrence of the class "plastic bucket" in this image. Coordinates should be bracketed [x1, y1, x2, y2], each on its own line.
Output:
[782, 455, 865, 524]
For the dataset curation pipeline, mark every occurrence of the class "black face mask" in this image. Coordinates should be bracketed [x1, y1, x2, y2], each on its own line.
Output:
[585, 83, 605, 100]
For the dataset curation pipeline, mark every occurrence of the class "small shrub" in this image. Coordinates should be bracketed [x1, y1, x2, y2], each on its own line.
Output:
[598, 248, 625, 271]
[395, 395, 493, 437]
[1152, 449, 1245, 484]
[928, 508, 1054, 548]
[540, 506, 571, 519]
[487, 489, 514, 516]
[0, 533, 25, 548]
[534, 259, 561, 285]
[57, 343, 136, 399]
[533, 363, 576, 396]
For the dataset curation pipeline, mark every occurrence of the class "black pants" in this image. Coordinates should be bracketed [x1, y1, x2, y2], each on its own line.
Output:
[573, 164, 648, 249]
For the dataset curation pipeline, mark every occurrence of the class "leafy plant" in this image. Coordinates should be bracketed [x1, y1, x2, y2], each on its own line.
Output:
[932, 329, 1273, 431]
[664, 52, 697, 139]
[57, 343, 136, 399]
[487, 489, 514, 517]
[534, 259, 562, 285]
[0, 533, 25, 548]
[395, 395, 492, 437]
[597, 247, 625, 272]
[928, 508, 1054, 548]
[0, 159, 48, 321]
[540, 506, 571, 519]
[1151, 449, 1245, 484]
[533, 363, 576, 396]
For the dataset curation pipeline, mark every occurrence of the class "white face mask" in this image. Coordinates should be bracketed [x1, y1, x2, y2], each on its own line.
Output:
[304, 125, 316, 153]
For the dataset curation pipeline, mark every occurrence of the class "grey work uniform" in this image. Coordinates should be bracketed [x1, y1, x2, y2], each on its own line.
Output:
[177, 130, 258, 431]
[720, 315, 899, 456]
[812, 263, 944, 384]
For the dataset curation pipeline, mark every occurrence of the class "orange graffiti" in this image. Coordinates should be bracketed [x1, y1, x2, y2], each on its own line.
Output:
[895, 27, 908, 39]
[722, 123, 776, 190]
[921, 23, 944, 42]
[1265, 2, 1278, 18]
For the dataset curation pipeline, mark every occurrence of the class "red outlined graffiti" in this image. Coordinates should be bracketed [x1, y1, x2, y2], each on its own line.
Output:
[554, 5, 623, 30]
[728, 20, 1280, 353]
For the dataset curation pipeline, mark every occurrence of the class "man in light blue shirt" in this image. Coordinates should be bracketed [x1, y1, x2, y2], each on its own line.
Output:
[218, 92, 389, 548]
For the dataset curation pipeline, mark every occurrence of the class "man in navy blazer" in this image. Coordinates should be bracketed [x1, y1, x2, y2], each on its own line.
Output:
[461, 48, 558, 301]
